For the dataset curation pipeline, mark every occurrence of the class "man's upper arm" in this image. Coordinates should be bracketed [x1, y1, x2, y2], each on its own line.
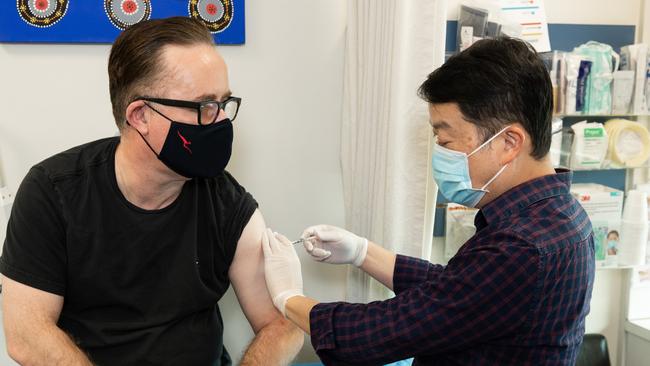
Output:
[228, 209, 282, 333]
[392, 254, 445, 294]
[2, 275, 63, 340]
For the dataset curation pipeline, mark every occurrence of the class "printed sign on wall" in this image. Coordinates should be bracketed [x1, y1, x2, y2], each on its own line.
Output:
[0, 1, 245, 44]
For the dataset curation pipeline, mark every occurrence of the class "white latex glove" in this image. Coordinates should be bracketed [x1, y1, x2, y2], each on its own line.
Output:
[261, 228, 303, 317]
[301, 225, 368, 267]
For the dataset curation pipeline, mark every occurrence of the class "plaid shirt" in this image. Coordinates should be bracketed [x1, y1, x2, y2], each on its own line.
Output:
[309, 170, 595, 365]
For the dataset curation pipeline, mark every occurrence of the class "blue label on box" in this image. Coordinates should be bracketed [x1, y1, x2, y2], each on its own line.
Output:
[576, 60, 592, 112]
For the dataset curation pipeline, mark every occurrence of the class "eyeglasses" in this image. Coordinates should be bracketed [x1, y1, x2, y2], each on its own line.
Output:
[135, 96, 242, 125]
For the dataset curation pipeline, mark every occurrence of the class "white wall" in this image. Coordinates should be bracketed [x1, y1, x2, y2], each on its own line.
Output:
[0, 0, 347, 363]
[218, 1, 347, 362]
[447, 0, 642, 25]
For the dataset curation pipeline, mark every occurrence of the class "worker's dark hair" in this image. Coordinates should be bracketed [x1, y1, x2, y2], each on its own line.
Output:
[108, 17, 214, 129]
[418, 37, 553, 160]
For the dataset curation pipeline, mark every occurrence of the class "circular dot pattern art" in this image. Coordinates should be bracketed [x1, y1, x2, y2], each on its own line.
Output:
[104, 0, 152, 30]
[188, 0, 234, 33]
[17, 0, 69, 28]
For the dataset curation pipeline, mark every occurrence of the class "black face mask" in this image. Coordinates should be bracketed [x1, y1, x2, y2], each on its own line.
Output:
[130, 117, 233, 179]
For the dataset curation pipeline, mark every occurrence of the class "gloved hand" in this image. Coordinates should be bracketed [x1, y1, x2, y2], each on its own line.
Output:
[301, 225, 368, 267]
[261, 228, 303, 317]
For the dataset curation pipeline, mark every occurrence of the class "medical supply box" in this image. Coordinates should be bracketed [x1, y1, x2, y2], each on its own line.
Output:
[571, 183, 624, 263]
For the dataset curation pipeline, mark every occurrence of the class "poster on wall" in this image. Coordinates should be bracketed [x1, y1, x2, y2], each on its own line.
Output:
[0, 0, 245, 44]
[499, 0, 551, 52]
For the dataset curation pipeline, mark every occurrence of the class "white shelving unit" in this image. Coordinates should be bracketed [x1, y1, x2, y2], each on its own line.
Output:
[554, 115, 650, 365]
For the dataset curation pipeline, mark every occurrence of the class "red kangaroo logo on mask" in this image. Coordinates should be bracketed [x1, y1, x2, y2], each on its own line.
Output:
[177, 131, 192, 154]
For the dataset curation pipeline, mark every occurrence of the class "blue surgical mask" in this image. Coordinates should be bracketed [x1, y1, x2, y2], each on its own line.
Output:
[432, 127, 509, 207]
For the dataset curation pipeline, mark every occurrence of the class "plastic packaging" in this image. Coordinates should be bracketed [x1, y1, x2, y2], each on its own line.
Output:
[633, 182, 650, 264]
[573, 41, 620, 115]
[620, 44, 649, 115]
[604, 119, 650, 167]
[554, 51, 567, 115]
[611, 71, 635, 114]
[570, 121, 608, 170]
[620, 190, 649, 266]
[542, 51, 566, 115]
[565, 55, 592, 115]
[486, 21, 501, 38]
[576, 59, 593, 113]
[457, 5, 489, 51]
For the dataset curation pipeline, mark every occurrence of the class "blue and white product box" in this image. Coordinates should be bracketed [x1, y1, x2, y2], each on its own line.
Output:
[571, 183, 624, 265]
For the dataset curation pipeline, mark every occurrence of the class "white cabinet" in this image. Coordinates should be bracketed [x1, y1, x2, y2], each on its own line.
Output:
[624, 319, 650, 366]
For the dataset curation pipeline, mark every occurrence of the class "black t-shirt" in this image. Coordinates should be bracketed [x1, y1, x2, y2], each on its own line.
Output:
[0, 137, 258, 366]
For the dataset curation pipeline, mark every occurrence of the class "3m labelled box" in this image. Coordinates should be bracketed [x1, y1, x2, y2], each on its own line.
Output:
[571, 183, 624, 262]
[572, 184, 624, 219]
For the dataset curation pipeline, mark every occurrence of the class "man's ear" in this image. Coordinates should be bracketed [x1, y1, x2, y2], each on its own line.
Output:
[501, 123, 526, 165]
[125, 100, 149, 135]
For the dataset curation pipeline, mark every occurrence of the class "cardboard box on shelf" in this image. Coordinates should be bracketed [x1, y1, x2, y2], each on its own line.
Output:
[571, 184, 624, 264]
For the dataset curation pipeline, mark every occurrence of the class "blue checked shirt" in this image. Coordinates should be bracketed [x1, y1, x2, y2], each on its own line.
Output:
[309, 170, 595, 365]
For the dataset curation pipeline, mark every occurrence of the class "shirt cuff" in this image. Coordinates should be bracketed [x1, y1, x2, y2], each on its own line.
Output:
[392, 254, 443, 294]
[309, 302, 341, 352]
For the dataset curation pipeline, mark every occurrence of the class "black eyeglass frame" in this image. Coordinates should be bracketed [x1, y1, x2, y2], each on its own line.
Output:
[134, 96, 242, 125]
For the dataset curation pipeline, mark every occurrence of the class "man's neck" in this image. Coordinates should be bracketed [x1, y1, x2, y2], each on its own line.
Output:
[114, 133, 187, 210]
[478, 157, 556, 208]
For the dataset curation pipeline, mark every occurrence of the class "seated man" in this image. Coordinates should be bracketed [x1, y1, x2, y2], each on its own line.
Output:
[0, 17, 302, 365]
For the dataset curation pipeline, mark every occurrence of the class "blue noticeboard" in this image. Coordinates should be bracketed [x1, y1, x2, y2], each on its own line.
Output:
[0, 0, 245, 44]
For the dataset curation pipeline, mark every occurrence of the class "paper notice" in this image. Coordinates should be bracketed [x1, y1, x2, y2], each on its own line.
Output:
[500, 0, 551, 52]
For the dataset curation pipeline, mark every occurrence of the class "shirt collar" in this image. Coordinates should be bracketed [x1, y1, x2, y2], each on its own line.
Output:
[474, 169, 573, 230]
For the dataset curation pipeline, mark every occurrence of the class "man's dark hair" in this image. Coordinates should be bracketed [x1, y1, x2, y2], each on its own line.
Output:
[108, 17, 214, 129]
[418, 37, 553, 160]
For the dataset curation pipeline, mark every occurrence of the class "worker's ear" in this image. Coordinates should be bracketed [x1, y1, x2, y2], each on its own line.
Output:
[125, 100, 150, 135]
[500, 124, 526, 165]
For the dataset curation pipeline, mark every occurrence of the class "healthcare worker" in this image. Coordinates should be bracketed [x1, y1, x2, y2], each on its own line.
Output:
[262, 37, 595, 365]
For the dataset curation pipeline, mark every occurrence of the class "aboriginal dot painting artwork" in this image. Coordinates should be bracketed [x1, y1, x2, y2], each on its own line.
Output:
[1, 0, 245, 44]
